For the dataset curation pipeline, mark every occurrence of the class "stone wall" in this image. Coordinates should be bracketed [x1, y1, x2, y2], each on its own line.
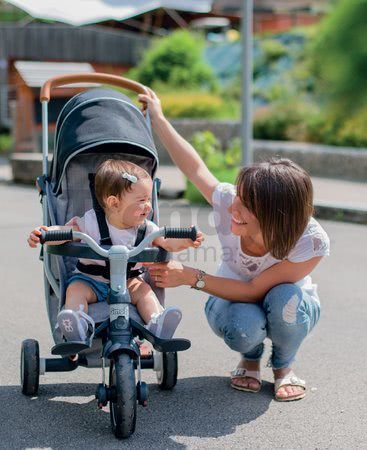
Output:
[155, 119, 367, 182]
[11, 119, 367, 183]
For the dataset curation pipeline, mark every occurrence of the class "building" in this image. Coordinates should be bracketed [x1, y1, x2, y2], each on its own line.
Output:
[212, 0, 328, 33]
[0, 22, 150, 143]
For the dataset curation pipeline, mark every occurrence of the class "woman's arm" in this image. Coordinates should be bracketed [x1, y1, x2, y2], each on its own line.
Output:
[139, 89, 219, 205]
[147, 256, 323, 302]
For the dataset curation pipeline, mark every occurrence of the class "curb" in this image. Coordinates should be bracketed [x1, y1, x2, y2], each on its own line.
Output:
[313, 201, 367, 225]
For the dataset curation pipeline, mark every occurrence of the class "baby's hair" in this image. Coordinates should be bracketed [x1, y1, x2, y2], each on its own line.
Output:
[236, 158, 314, 260]
[95, 159, 151, 209]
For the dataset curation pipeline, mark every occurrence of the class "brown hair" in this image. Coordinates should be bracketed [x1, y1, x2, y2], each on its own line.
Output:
[95, 159, 151, 209]
[236, 158, 314, 260]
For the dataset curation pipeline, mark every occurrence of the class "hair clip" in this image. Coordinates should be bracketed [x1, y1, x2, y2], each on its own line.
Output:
[122, 172, 138, 183]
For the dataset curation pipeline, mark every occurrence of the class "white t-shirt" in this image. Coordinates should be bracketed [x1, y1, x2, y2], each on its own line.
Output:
[74, 209, 159, 283]
[212, 183, 330, 303]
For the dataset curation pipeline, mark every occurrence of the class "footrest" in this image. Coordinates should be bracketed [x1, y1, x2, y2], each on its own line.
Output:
[51, 341, 91, 356]
[131, 319, 191, 353]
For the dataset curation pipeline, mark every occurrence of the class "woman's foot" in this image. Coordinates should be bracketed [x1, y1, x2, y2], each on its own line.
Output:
[273, 368, 306, 402]
[230, 359, 261, 393]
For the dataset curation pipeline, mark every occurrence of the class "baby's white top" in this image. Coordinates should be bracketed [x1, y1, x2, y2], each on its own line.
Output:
[212, 183, 330, 303]
[73, 209, 159, 283]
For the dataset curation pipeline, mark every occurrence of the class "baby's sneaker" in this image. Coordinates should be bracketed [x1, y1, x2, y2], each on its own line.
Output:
[57, 305, 95, 342]
[146, 307, 182, 339]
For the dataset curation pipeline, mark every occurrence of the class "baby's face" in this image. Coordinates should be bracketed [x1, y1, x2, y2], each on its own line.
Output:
[116, 177, 153, 227]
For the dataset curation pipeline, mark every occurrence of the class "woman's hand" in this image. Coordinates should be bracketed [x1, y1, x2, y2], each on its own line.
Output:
[146, 261, 197, 288]
[138, 88, 164, 124]
[27, 225, 48, 248]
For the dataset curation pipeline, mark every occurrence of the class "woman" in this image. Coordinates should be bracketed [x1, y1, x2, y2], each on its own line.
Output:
[139, 89, 330, 402]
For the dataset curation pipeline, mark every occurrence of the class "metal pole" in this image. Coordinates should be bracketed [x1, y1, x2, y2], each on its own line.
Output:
[41, 101, 49, 226]
[41, 101, 49, 177]
[241, 0, 253, 166]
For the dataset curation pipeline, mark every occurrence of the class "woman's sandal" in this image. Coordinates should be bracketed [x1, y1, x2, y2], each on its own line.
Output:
[274, 371, 306, 402]
[230, 368, 262, 393]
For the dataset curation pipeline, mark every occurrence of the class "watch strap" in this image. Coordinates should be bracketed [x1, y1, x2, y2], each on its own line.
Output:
[191, 269, 206, 290]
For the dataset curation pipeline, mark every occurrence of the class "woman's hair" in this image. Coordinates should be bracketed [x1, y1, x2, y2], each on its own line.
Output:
[95, 159, 151, 209]
[236, 158, 314, 260]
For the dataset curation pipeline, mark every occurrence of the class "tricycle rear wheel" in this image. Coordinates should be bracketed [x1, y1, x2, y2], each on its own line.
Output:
[155, 351, 178, 390]
[20, 339, 40, 396]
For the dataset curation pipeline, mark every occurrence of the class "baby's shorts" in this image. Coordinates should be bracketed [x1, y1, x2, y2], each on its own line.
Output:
[68, 273, 109, 303]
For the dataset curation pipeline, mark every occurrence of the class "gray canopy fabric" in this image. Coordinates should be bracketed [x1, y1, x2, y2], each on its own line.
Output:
[52, 87, 159, 194]
[4, 0, 213, 26]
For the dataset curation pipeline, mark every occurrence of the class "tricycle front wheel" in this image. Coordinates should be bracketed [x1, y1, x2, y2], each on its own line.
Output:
[109, 353, 137, 439]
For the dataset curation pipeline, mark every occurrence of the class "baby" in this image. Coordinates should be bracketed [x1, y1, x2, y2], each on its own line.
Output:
[28, 159, 203, 342]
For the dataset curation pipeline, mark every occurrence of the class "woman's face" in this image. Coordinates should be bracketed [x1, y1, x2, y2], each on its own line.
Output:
[228, 195, 262, 237]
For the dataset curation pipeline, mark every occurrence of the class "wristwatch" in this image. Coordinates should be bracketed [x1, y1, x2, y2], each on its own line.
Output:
[191, 269, 206, 290]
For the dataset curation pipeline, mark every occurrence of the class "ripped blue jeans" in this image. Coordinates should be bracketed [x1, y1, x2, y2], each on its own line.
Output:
[204, 283, 320, 369]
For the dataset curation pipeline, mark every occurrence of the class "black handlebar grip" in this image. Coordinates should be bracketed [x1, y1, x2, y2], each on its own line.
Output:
[164, 226, 197, 241]
[39, 229, 73, 244]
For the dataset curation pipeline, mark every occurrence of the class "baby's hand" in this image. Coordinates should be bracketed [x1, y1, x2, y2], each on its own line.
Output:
[193, 229, 204, 248]
[184, 229, 204, 249]
[27, 225, 48, 248]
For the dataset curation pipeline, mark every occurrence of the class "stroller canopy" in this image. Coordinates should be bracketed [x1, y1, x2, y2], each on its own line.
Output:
[51, 88, 159, 194]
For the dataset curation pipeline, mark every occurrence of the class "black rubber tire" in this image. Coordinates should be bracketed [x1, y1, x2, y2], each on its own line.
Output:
[20, 339, 40, 396]
[157, 352, 178, 390]
[109, 353, 137, 439]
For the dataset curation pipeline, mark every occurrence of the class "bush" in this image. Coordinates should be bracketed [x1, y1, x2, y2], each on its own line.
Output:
[129, 30, 217, 91]
[335, 109, 367, 148]
[184, 131, 238, 203]
[253, 106, 293, 140]
[252, 102, 367, 148]
[224, 137, 242, 167]
[185, 167, 237, 204]
[253, 101, 318, 141]
[260, 39, 288, 64]
[160, 92, 223, 119]
[0, 133, 12, 153]
[189, 131, 223, 169]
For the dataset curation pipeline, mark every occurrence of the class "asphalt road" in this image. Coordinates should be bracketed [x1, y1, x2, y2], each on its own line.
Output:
[1, 183, 366, 449]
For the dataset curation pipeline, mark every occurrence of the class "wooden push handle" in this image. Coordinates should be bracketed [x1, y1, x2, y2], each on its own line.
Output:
[40, 73, 149, 101]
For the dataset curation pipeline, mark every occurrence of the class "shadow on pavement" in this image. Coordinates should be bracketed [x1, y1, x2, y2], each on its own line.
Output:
[1, 376, 272, 449]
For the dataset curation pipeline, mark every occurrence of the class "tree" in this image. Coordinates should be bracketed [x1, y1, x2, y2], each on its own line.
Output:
[312, 0, 367, 116]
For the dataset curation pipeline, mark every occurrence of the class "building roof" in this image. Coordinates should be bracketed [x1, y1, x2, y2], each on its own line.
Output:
[213, 0, 327, 13]
[4, 0, 213, 26]
[14, 61, 95, 87]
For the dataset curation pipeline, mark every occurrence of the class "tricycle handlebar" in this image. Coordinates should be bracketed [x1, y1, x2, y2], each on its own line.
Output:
[40, 226, 197, 258]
